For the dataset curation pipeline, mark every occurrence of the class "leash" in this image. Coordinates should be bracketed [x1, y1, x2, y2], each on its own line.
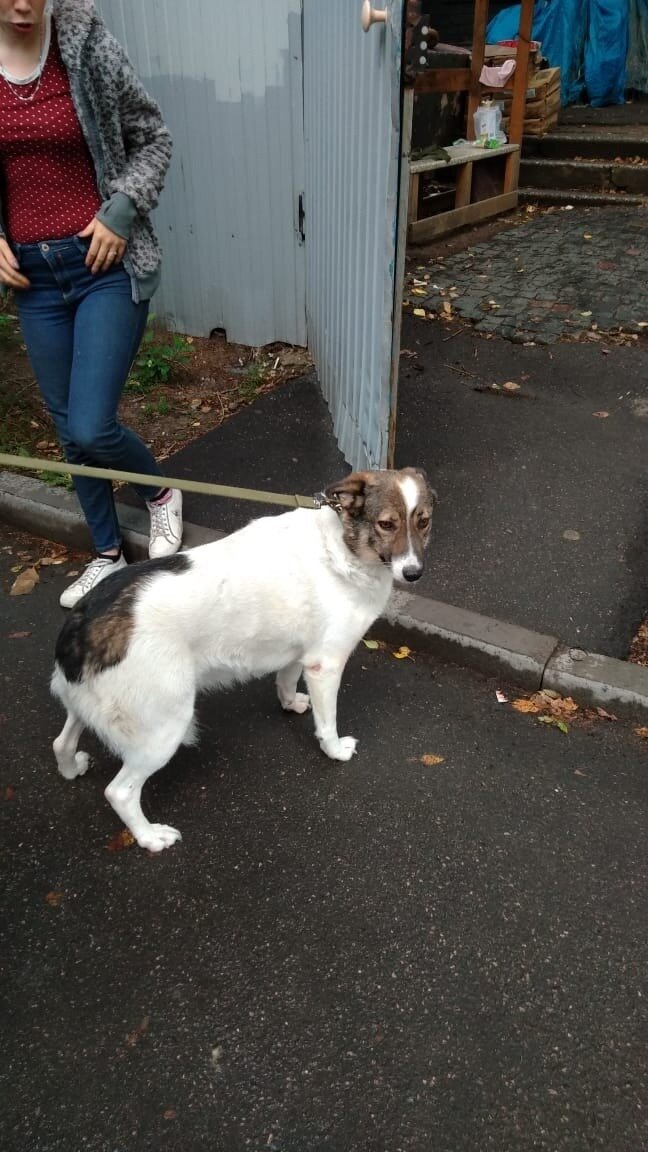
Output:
[0, 452, 331, 510]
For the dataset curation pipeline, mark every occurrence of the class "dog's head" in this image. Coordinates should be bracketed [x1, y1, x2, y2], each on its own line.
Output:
[324, 467, 435, 583]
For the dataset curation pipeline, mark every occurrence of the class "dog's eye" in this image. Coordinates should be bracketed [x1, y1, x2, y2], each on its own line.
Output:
[378, 519, 396, 532]
[418, 516, 430, 530]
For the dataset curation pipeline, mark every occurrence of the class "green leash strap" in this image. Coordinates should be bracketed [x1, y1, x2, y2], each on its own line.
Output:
[0, 452, 320, 510]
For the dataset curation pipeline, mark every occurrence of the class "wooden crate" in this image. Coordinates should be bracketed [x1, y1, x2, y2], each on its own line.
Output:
[500, 68, 562, 137]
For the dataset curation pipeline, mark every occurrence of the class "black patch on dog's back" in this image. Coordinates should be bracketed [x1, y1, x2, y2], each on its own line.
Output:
[55, 553, 191, 683]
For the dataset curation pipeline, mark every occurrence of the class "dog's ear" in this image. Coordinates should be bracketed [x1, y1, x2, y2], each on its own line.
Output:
[325, 472, 369, 517]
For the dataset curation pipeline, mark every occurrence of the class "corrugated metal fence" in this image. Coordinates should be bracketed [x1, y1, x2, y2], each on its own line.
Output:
[303, 0, 403, 469]
[97, 0, 307, 346]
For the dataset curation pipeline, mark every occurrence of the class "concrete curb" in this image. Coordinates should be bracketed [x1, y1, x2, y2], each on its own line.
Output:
[3, 470, 648, 722]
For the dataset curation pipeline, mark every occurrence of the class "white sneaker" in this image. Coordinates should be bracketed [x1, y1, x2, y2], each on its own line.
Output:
[146, 488, 183, 559]
[59, 553, 127, 609]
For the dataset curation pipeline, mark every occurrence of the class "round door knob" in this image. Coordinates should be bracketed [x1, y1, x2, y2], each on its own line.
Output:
[361, 1, 387, 32]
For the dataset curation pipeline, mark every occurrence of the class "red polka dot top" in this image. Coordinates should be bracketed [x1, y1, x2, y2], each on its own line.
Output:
[0, 22, 101, 244]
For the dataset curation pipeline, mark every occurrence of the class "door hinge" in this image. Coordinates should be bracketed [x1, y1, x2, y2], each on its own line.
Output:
[298, 193, 306, 243]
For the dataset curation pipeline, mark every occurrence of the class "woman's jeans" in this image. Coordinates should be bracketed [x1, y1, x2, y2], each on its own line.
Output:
[13, 235, 163, 554]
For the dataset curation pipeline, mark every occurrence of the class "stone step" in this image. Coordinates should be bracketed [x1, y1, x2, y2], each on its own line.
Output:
[523, 132, 648, 161]
[519, 157, 648, 195]
[519, 186, 646, 207]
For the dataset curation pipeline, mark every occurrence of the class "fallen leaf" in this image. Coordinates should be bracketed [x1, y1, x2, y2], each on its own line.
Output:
[595, 707, 618, 721]
[593, 411, 609, 419]
[575, 768, 587, 777]
[634, 726, 648, 739]
[442, 301, 452, 317]
[562, 529, 581, 541]
[45, 891, 64, 906]
[125, 1016, 150, 1048]
[10, 567, 39, 596]
[502, 381, 520, 392]
[420, 754, 445, 766]
[413, 308, 426, 318]
[8, 631, 31, 640]
[363, 639, 381, 650]
[512, 699, 539, 714]
[538, 715, 569, 733]
[580, 311, 592, 317]
[3, 785, 16, 800]
[392, 645, 413, 660]
[39, 556, 67, 567]
[411, 288, 428, 297]
[583, 233, 593, 240]
[106, 828, 136, 853]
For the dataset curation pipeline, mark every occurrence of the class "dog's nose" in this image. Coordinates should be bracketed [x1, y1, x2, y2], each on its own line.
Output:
[402, 565, 422, 583]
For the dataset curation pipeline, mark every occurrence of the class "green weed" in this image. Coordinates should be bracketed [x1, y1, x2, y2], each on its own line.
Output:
[127, 320, 190, 394]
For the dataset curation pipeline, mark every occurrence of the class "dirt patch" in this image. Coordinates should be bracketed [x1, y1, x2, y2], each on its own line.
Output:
[629, 619, 648, 668]
[0, 298, 312, 484]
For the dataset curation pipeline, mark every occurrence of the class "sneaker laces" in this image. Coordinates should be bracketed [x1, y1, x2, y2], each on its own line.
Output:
[149, 499, 175, 542]
[76, 556, 114, 594]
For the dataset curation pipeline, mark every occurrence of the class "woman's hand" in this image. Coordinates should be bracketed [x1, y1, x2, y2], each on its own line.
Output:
[0, 236, 30, 290]
[78, 217, 127, 275]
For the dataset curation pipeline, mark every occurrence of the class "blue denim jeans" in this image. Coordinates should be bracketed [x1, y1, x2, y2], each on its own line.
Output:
[13, 235, 163, 553]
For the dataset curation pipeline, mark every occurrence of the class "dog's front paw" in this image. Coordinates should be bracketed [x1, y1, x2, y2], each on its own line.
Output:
[281, 692, 311, 715]
[137, 824, 182, 853]
[320, 735, 358, 762]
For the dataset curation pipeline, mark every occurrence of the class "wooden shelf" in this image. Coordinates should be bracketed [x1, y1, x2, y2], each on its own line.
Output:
[410, 141, 519, 175]
[404, 0, 535, 244]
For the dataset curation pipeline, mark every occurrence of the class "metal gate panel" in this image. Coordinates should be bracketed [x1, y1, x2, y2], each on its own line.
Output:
[303, 0, 403, 470]
[97, 0, 306, 345]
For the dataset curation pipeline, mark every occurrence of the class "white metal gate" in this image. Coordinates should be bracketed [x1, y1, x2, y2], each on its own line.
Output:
[97, 0, 307, 347]
[97, 0, 404, 469]
[303, 0, 404, 469]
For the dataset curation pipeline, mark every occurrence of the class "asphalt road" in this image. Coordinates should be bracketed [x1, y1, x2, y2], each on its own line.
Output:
[1, 527, 647, 1152]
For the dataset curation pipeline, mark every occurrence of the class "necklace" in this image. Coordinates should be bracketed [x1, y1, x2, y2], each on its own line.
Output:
[0, 14, 50, 103]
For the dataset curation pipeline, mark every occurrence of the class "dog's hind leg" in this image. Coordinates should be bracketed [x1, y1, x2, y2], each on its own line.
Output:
[103, 712, 194, 852]
[276, 661, 311, 715]
[53, 712, 89, 780]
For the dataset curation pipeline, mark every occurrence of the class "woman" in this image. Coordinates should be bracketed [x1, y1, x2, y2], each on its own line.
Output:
[0, 0, 183, 607]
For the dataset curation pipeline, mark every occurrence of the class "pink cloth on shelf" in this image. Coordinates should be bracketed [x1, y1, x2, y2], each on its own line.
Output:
[479, 59, 517, 88]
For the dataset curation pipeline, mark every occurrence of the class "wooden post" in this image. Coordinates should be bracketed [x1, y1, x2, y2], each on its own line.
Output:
[504, 0, 535, 193]
[454, 162, 473, 208]
[467, 0, 489, 141]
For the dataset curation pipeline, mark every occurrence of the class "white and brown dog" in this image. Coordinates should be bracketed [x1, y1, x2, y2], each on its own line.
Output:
[51, 468, 434, 851]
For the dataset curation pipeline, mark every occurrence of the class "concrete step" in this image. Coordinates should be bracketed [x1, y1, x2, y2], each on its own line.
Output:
[519, 156, 648, 195]
[519, 186, 647, 207]
[523, 132, 648, 161]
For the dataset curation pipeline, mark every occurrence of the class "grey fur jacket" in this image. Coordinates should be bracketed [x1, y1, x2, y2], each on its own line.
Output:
[0, 0, 172, 300]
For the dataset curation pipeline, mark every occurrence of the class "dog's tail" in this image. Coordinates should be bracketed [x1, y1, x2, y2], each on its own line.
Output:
[51, 662, 70, 706]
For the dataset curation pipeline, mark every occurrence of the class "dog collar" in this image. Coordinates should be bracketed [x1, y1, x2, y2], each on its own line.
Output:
[313, 491, 342, 512]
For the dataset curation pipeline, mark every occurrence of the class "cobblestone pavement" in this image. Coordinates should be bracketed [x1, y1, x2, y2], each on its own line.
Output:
[404, 206, 648, 344]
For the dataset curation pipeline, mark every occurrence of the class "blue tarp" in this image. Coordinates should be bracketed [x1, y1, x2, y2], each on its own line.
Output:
[486, 0, 630, 107]
[585, 1, 628, 105]
[628, 0, 648, 93]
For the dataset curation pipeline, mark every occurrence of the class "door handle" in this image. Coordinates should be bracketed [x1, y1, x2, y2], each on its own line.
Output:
[361, 1, 387, 32]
